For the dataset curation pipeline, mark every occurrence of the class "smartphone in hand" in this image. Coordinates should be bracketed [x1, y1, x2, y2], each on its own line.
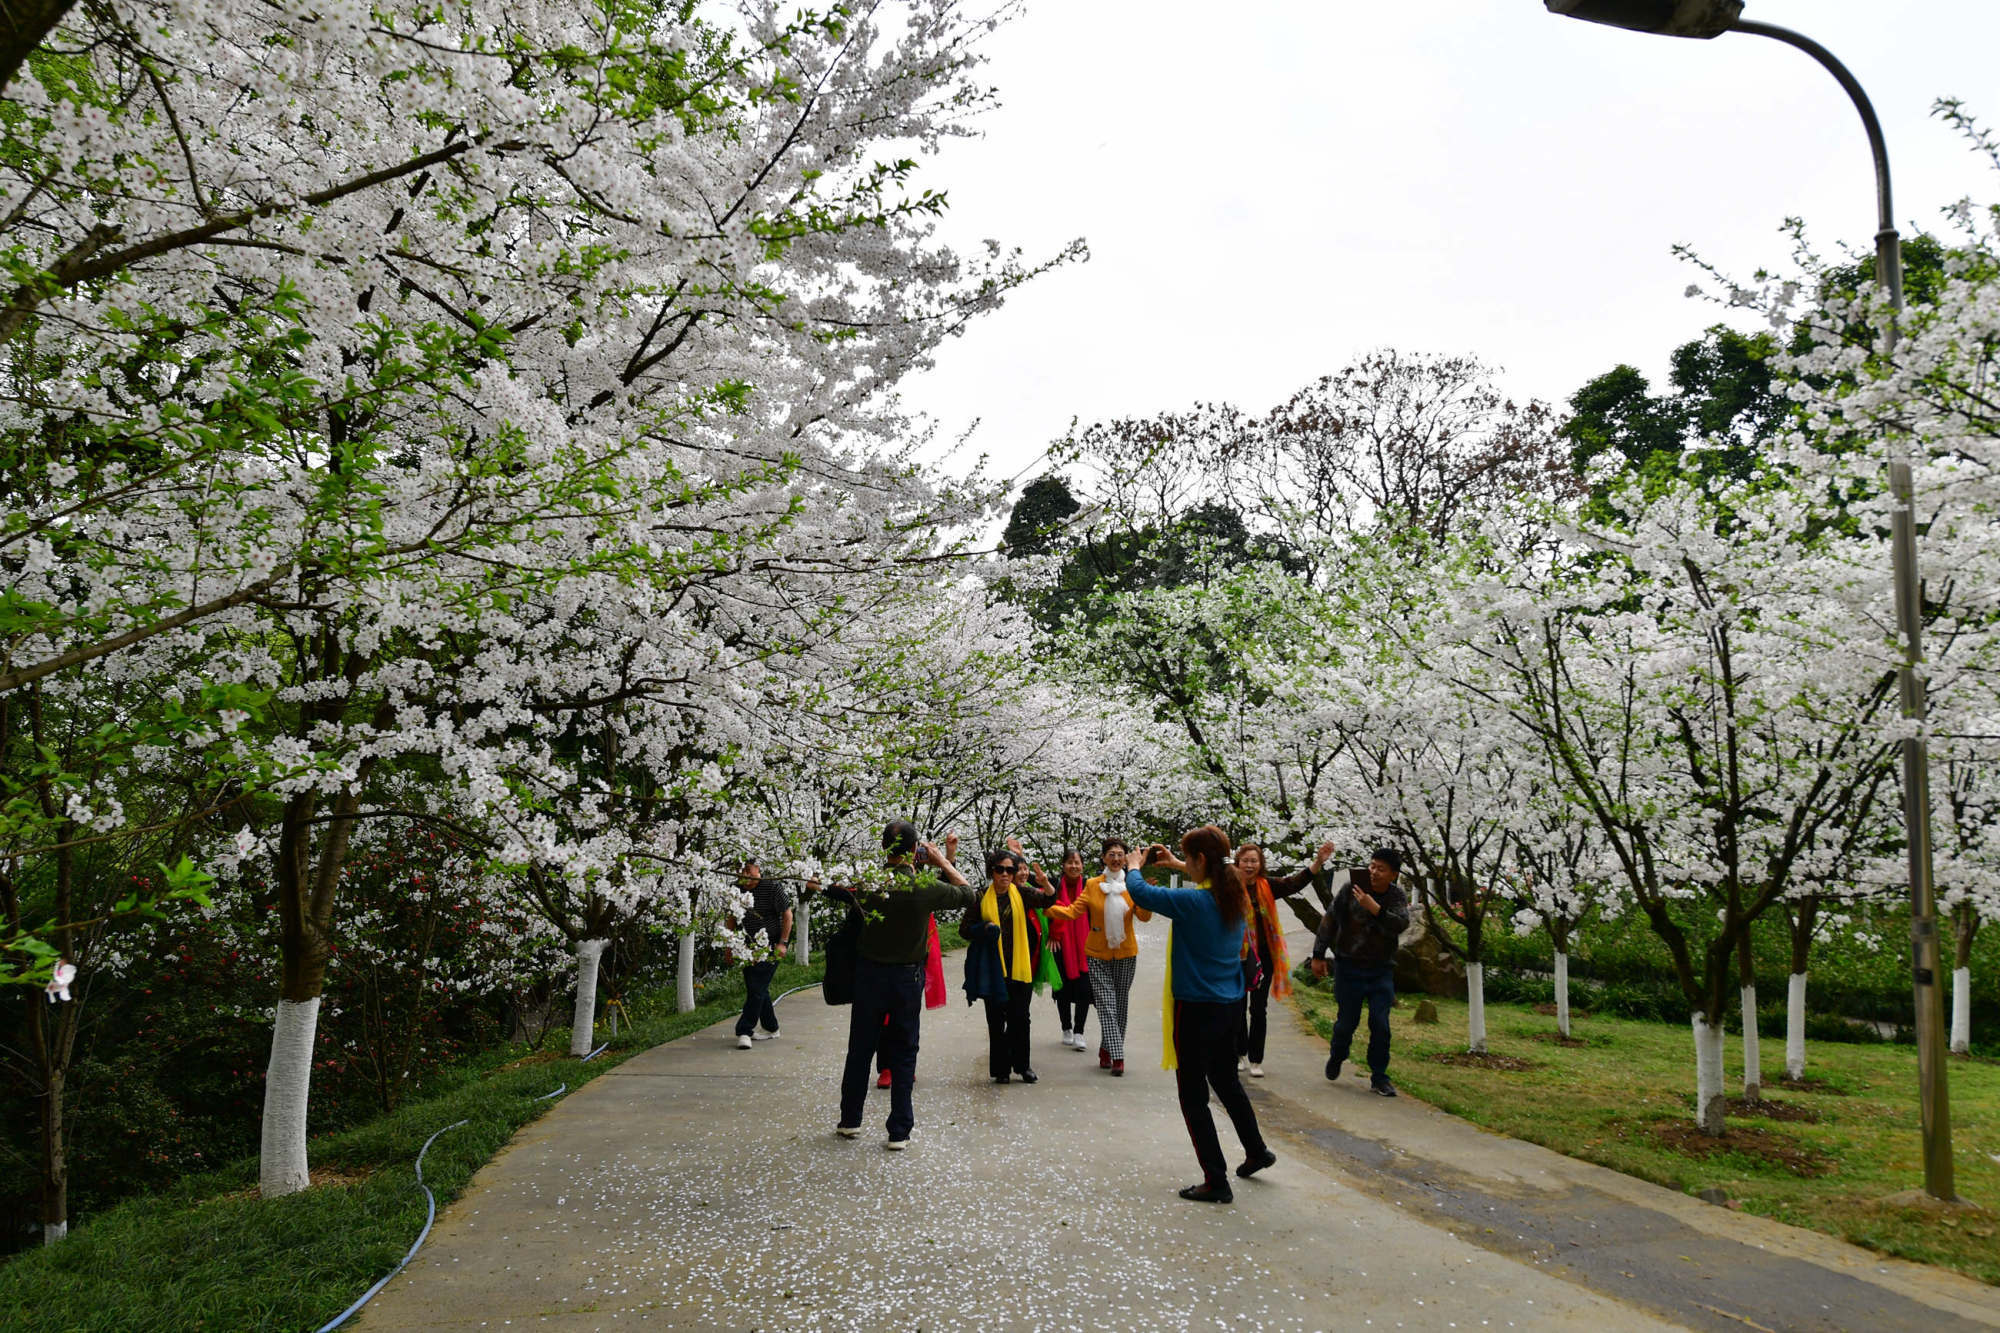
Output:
[1348, 866, 1369, 890]
[914, 845, 931, 866]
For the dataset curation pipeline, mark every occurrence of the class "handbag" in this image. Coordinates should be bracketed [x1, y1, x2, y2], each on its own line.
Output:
[822, 902, 862, 1005]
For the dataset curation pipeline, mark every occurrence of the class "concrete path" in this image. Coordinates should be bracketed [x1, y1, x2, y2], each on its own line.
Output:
[355, 918, 2000, 1331]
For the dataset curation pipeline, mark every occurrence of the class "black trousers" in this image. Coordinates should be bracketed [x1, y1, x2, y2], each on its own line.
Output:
[1237, 965, 1274, 1063]
[982, 979, 1034, 1077]
[735, 958, 779, 1036]
[1053, 961, 1092, 1035]
[1173, 998, 1267, 1185]
[839, 959, 923, 1138]
[1330, 960, 1395, 1078]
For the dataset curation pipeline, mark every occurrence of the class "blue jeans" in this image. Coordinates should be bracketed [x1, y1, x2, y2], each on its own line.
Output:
[735, 958, 779, 1036]
[839, 959, 923, 1139]
[1330, 961, 1395, 1079]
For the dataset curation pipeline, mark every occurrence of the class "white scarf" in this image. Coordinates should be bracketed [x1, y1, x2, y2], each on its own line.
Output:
[1100, 870, 1131, 950]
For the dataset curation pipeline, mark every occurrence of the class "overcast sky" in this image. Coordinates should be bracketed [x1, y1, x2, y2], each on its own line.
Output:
[894, 1, 2000, 489]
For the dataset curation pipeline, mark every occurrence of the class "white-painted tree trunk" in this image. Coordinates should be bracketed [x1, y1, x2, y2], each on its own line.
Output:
[1785, 972, 1808, 1080]
[676, 928, 697, 1012]
[259, 996, 322, 1198]
[569, 939, 610, 1057]
[1740, 984, 1761, 1100]
[42, 1220, 66, 1244]
[1692, 1012, 1726, 1134]
[1952, 966, 1972, 1055]
[1553, 952, 1571, 1039]
[793, 902, 810, 966]
[1466, 962, 1487, 1054]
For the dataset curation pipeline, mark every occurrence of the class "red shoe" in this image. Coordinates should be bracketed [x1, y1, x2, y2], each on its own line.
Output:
[1098, 1048, 1110, 1069]
[876, 1068, 892, 1089]
[1111, 1059, 1125, 1076]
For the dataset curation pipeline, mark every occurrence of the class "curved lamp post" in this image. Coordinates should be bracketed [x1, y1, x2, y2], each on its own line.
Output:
[1547, 0, 1955, 1201]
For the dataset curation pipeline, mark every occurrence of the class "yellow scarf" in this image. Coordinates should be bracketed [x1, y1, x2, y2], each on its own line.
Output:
[981, 881, 1032, 984]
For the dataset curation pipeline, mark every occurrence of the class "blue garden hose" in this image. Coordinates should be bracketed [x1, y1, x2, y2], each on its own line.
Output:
[313, 1117, 469, 1333]
[773, 980, 823, 1006]
[314, 1073, 578, 1331]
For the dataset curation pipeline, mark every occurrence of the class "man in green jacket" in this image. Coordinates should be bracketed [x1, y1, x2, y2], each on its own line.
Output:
[835, 820, 978, 1149]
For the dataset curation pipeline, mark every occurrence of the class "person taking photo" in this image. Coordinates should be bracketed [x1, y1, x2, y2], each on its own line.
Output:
[834, 821, 978, 1149]
[1124, 826, 1275, 1204]
[1310, 847, 1412, 1098]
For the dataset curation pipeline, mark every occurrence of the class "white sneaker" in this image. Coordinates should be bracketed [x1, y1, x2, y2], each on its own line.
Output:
[736, 1034, 753, 1050]
[1237, 1055, 1249, 1072]
[753, 1028, 779, 1041]
[885, 1137, 909, 1151]
[1249, 1063, 1265, 1078]
[836, 1125, 860, 1138]
[1059, 1028, 1072, 1049]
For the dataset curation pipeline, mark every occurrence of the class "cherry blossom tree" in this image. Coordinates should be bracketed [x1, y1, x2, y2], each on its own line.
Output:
[1, 0, 1079, 1214]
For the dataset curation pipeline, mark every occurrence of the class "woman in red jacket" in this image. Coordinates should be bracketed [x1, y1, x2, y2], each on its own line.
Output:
[1046, 848, 1093, 1051]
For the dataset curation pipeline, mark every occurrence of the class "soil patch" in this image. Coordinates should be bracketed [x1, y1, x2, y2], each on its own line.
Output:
[1647, 1121, 1834, 1178]
[1528, 1031, 1591, 1048]
[1727, 1095, 1821, 1124]
[1430, 1050, 1539, 1071]
[1775, 1075, 1847, 1096]
[488, 1049, 566, 1076]
[1531, 1002, 1591, 1019]
[210, 1165, 375, 1206]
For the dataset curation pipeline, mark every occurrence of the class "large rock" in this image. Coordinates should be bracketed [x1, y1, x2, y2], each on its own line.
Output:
[1394, 924, 1468, 1000]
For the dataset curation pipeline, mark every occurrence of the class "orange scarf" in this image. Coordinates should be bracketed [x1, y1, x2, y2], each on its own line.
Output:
[1248, 877, 1291, 999]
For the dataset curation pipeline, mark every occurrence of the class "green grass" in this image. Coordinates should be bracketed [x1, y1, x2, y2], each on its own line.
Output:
[0, 958, 823, 1333]
[1293, 982, 2000, 1285]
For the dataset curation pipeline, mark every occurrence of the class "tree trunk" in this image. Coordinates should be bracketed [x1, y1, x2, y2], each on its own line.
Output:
[1740, 983, 1761, 1100]
[1951, 908, 1977, 1056]
[1785, 972, 1808, 1080]
[676, 928, 697, 1013]
[259, 696, 380, 1198]
[1736, 930, 1759, 1100]
[1465, 962, 1487, 1054]
[569, 939, 610, 1057]
[1692, 1012, 1726, 1135]
[259, 997, 322, 1197]
[1553, 951, 1570, 1040]
[37, 1062, 66, 1244]
[1952, 967, 1972, 1056]
[0, 0, 79, 101]
[793, 899, 810, 966]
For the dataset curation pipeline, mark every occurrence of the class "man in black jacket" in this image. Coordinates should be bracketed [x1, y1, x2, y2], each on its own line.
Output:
[1310, 847, 1412, 1097]
[834, 820, 978, 1149]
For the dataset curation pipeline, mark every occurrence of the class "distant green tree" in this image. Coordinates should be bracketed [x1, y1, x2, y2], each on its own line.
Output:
[1561, 325, 1781, 491]
[1031, 501, 1304, 639]
[1000, 474, 1081, 557]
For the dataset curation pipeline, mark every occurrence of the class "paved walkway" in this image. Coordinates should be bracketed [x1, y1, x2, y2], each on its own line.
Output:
[356, 918, 2000, 1331]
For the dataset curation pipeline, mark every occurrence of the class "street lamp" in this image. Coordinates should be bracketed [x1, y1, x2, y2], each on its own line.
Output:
[1546, 0, 1955, 1201]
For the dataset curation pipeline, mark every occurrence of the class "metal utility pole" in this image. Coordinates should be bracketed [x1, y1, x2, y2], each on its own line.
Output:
[1545, 0, 1954, 1199]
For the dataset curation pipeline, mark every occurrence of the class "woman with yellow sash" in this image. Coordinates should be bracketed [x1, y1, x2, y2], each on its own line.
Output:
[959, 842, 1056, 1084]
[1123, 826, 1275, 1204]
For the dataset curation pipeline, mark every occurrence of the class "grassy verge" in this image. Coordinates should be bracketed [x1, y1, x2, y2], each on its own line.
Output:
[1292, 982, 2000, 1285]
[0, 958, 823, 1333]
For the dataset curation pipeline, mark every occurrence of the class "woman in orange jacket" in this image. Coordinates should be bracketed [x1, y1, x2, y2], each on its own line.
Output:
[1045, 836, 1153, 1075]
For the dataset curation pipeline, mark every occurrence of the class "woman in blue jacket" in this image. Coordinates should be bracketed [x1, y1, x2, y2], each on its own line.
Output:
[1124, 825, 1275, 1203]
